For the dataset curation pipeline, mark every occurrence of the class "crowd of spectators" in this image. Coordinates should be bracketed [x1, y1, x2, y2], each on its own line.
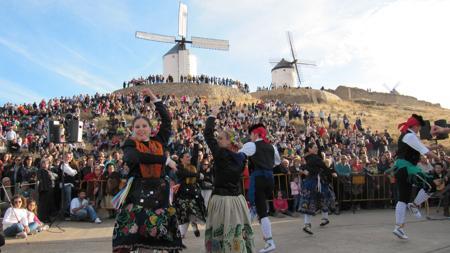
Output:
[124, 74, 250, 93]
[0, 86, 449, 239]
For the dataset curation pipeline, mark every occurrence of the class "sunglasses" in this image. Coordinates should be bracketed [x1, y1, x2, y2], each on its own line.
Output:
[14, 200, 22, 203]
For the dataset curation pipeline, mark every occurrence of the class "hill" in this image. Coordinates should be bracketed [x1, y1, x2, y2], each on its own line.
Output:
[114, 83, 450, 147]
[115, 83, 258, 104]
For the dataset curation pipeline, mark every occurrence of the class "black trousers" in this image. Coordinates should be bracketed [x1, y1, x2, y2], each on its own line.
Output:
[39, 189, 54, 222]
[255, 176, 274, 219]
[395, 167, 412, 203]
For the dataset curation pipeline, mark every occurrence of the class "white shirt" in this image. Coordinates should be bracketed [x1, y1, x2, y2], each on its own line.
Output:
[402, 129, 429, 155]
[239, 139, 281, 167]
[62, 163, 78, 177]
[5, 130, 16, 141]
[2, 207, 29, 229]
[70, 198, 89, 215]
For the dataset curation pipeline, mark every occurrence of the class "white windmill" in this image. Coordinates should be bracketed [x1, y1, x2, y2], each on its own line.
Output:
[135, 3, 229, 83]
[383, 82, 401, 95]
[270, 31, 315, 89]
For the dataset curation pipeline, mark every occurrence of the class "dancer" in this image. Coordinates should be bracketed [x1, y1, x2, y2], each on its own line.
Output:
[239, 123, 280, 253]
[203, 110, 255, 253]
[112, 88, 183, 253]
[174, 143, 207, 239]
[392, 114, 440, 240]
[298, 142, 337, 235]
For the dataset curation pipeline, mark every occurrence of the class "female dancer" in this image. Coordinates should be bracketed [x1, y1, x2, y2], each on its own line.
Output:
[299, 142, 337, 235]
[203, 110, 255, 253]
[112, 88, 184, 253]
[174, 143, 207, 238]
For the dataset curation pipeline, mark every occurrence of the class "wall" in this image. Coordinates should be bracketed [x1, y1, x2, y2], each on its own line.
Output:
[332, 86, 440, 107]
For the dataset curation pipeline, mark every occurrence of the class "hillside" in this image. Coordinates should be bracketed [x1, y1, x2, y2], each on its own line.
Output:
[114, 83, 450, 147]
[115, 83, 258, 104]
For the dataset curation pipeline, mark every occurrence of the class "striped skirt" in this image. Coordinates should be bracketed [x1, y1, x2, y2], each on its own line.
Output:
[205, 195, 255, 253]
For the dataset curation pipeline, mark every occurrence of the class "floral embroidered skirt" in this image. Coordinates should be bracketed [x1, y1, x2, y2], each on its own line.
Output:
[173, 189, 207, 224]
[112, 203, 184, 251]
[205, 195, 255, 253]
[298, 178, 336, 215]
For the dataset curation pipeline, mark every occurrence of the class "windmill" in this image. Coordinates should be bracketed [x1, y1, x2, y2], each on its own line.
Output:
[135, 2, 229, 82]
[383, 82, 401, 95]
[269, 31, 316, 89]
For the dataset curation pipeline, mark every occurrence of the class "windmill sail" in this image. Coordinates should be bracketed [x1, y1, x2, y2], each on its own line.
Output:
[178, 3, 188, 38]
[136, 31, 176, 44]
[191, 36, 229, 51]
[287, 31, 302, 85]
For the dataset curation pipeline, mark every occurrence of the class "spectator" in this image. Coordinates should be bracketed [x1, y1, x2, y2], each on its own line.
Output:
[26, 199, 49, 233]
[37, 158, 58, 222]
[2, 195, 29, 238]
[273, 190, 289, 216]
[290, 176, 301, 212]
[70, 190, 102, 224]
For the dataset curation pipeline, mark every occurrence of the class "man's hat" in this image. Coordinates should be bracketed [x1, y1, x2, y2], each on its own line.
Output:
[411, 114, 425, 126]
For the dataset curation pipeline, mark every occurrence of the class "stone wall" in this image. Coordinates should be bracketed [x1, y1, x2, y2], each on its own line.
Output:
[332, 86, 440, 107]
[251, 88, 339, 104]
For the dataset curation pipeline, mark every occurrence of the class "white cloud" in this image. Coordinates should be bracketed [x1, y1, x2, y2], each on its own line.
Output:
[191, 0, 450, 108]
[0, 79, 42, 104]
[0, 37, 116, 93]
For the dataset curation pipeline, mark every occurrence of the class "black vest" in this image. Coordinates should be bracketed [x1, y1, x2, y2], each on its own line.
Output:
[397, 132, 421, 165]
[249, 140, 275, 171]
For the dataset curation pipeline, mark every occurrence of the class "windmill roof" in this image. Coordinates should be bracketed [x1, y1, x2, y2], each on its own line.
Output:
[164, 43, 187, 56]
[271, 58, 294, 71]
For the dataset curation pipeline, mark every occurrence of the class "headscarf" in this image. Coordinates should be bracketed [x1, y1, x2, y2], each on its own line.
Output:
[398, 114, 425, 134]
[251, 127, 269, 143]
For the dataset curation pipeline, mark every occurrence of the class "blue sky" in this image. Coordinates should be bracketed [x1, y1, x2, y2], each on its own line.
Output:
[1, 0, 450, 108]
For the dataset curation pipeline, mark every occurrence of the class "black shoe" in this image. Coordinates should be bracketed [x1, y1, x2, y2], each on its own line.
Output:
[320, 218, 330, 227]
[303, 224, 313, 235]
[194, 230, 200, 237]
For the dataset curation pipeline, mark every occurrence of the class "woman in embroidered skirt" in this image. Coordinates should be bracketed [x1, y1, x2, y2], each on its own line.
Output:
[112, 88, 184, 253]
[173, 142, 207, 238]
[203, 111, 255, 253]
[299, 142, 337, 235]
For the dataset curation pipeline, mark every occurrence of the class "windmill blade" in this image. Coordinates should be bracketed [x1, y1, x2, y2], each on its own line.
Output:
[287, 31, 301, 85]
[269, 58, 282, 63]
[296, 61, 317, 67]
[287, 31, 298, 62]
[178, 2, 188, 38]
[382, 83, 391, 91]
[136, 31, 176, 44]
[393, 81, 401, 90]
[191, 36, 229, 51]
[293, 63, 302, 86]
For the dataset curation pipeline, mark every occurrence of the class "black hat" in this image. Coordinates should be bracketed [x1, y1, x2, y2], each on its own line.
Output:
[411, 114, 425, 126]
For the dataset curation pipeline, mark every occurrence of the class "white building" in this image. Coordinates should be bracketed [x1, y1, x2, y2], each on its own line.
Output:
[163, 43, 197, 82]
[271, 58, 297, 88]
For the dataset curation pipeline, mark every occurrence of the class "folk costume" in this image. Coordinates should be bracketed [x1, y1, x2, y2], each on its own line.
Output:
[392, 114, 436, 240]
[239, 124, 281, 253]
[173, 143, 207, 238]
[298, 151, 336, 235]
[112, 99, 184, 252]
[203, 115, 255, 253]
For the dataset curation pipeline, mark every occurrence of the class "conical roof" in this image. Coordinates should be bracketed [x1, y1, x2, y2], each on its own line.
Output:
[271, 58, 294, 71]
[164, 43, 187, 56]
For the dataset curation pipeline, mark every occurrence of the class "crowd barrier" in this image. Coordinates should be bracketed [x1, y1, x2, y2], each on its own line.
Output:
[242, 173, 396, 212]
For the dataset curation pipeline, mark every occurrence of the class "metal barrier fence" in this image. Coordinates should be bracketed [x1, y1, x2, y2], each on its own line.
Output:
[242, 173, 395, 211]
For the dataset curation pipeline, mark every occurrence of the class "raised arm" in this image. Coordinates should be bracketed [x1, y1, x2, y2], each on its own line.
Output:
[204, 116, 220, 157]
[191, 143, 199, 167]
[142, 88, 172, 146]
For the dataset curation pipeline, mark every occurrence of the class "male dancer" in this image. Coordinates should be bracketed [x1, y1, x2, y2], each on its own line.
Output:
[393, 114, 440, 239]
[239, 124, 281, 253]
